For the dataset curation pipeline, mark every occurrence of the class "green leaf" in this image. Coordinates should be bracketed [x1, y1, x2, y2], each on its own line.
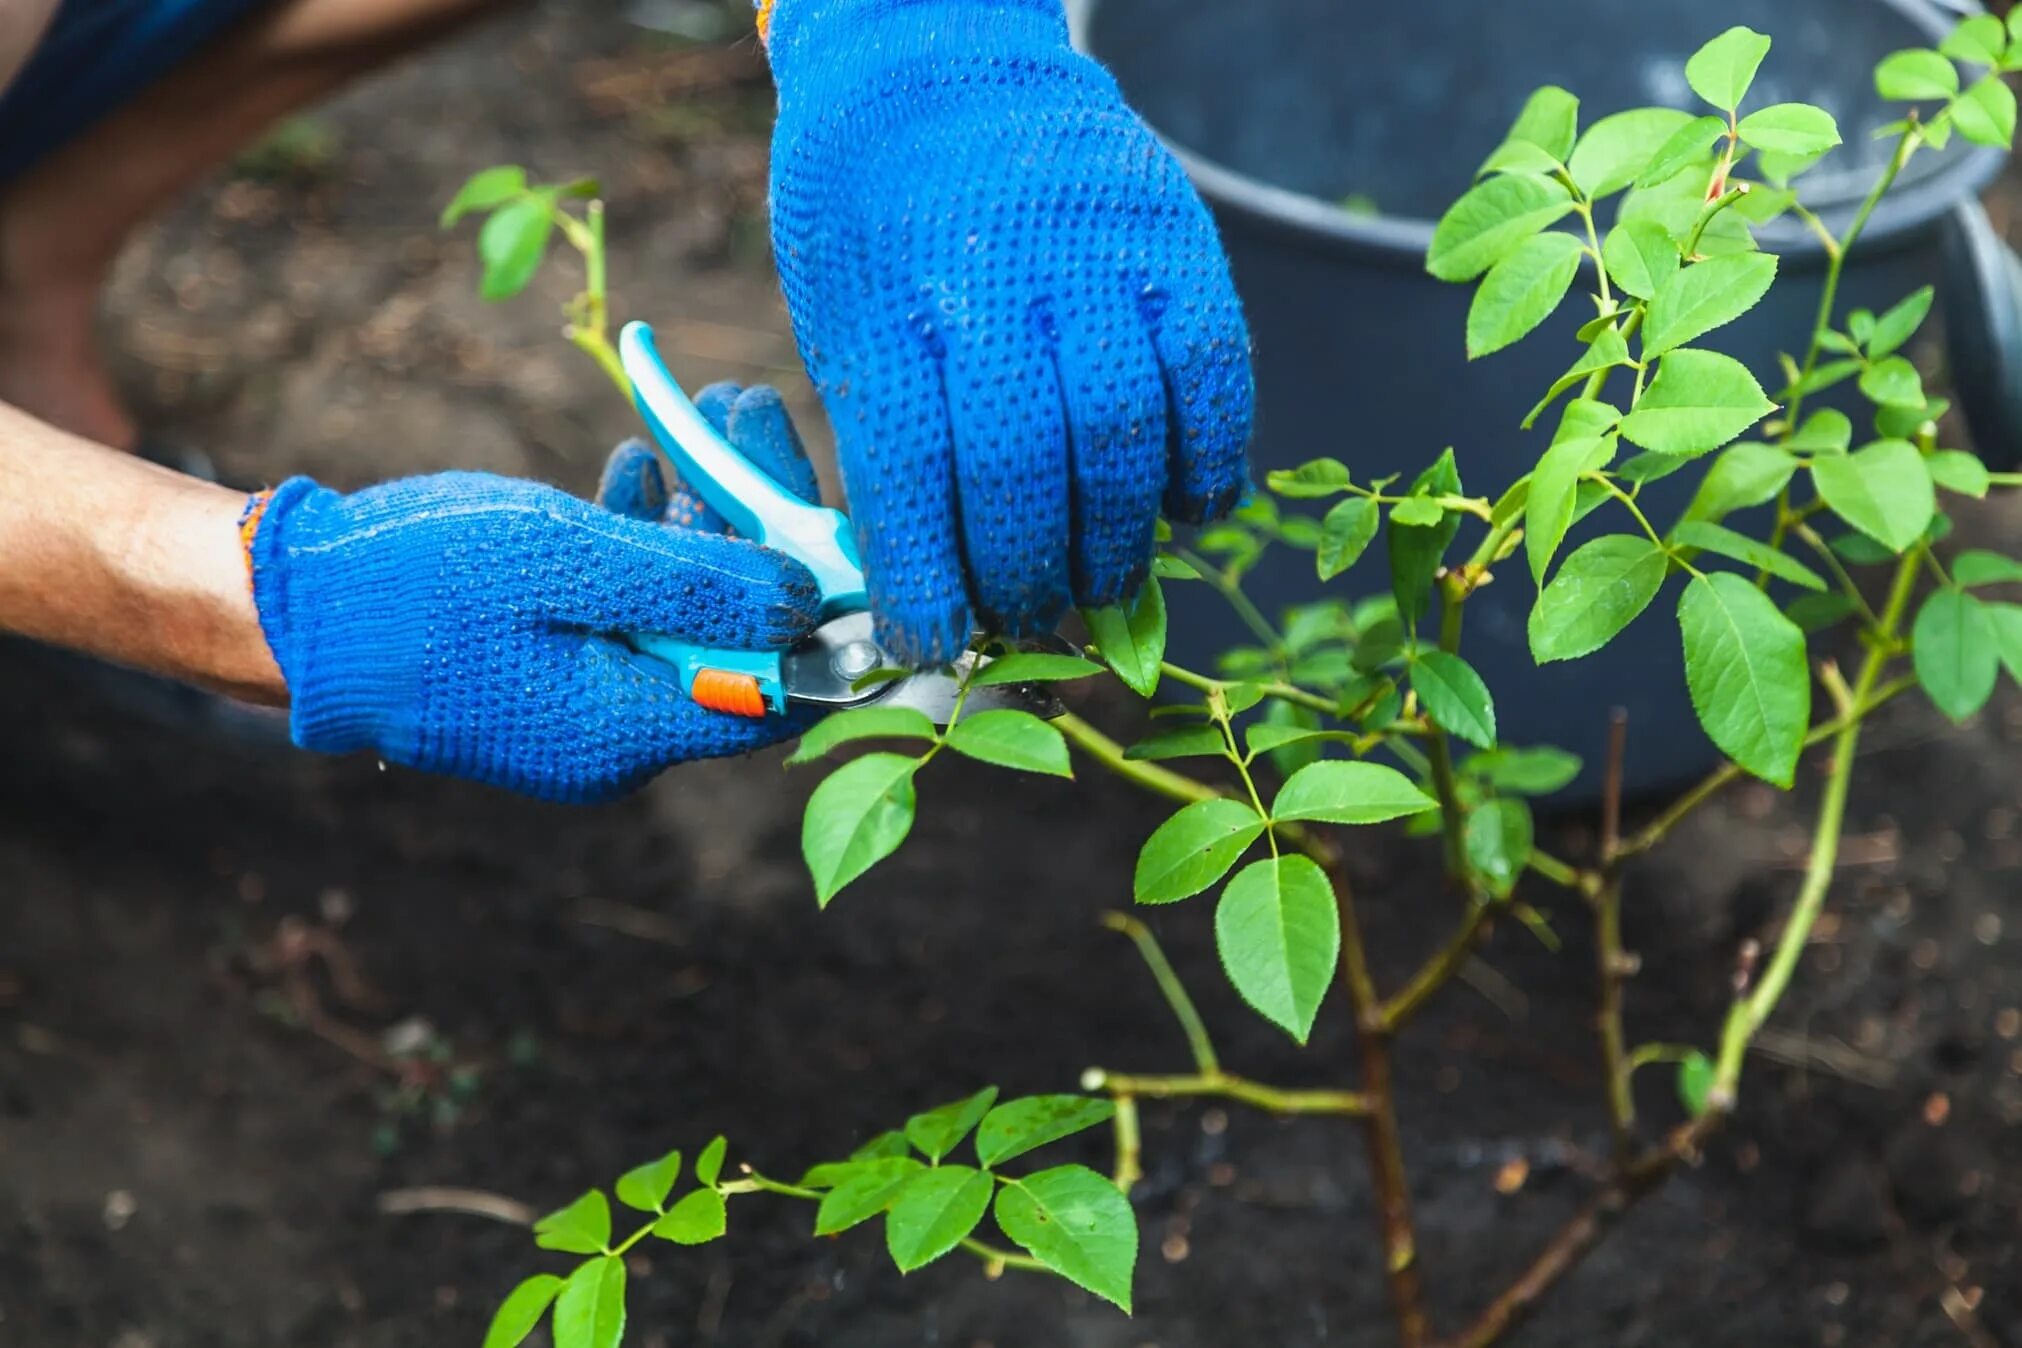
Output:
[1602, 219, 1681, 300]
[1426, 174, 1574, 282]
[552, 1257, 626, 1348]
[1643, 253, 1779, 357]
[1467, 231, 1585, 359]
[1829, 531, 1895, 565]
[483, 1274, 565, 1348]
[1464, 798, 1535, 898]
[1812, 439, 1935, 554]
[852, 1131, 912, 1161]
[1783, 358, 1863, 401]
[1736, 104, 1842, 156]
[1215, 855, 1340, 1043]
[1953, 75, 2019, 147]
[1942, 13, 2007, 65]
[1466, 746, 1583, 795]
[1683, 441, 1798, 523]
[1083, 578, 1166, 698]
[1670, 521, 1826, 591]
[1558, 396, 1624, 442]
[1955, 550, 2022, 587]
[1620, 350, 1776, 456]
[1636, 114, 1727, 189]
[787, 707, 937, 765]
[802, 753, 919, 906]
[1245, 721, 1354, 757]
[1389, 495, 1444, 527]
[651, 1189, 728, 1245]
[534, 1191, 611, 1255]
[1523, 328, 1634, 429]
[1914, 588, 2000, 722]
[1786, 591, 1859, 633]
[1676, 1051, 1715, 1118]
[1317, 496, 1381, 580]
[614, 1150, 682, 1213]
[1859, 355, 1925, 409]
[1124, 723, 1226, 762]
[993, 1166, 1138, 1311]
[1268, 458, 1352, 498]
[442, 165, 528, 228]
[1876, 48, 1958, 100]
[1929, 450, 1991, 498]
[1134, 798, 1267, 904]
[885, 1166, 993, 1272]
[1618, 452, 1693, 486]
[944, 709, 1071, 778]
[906, 1087, 999, 1163]
[1529, 536, 1671, 664]
[1389, 449, 1464, 627]
[975, 1096, 1117, 1168]
[1678, 573, 1810, 787]
[1272, 761, 1438, 824]
[1916, 586, 1997, 723]
[1479, 138, 1566, 177]
[1411, 650, 1497, 748]
[1994, 603, 2022, 683]
[968, 653, 1104, 687]
[1869, 286, 1935, 358]
[1569, 108, 1697, 199]
[1687, 26, 1773, 110]
[1503, 85, 1581, 160]
[695, 1136, 726, 1187]
[1788, 409, 1853, 454]
[476, 194, 556, 301]
[1152, 553, 1200, 581]
[815, 1157, 925, 1235]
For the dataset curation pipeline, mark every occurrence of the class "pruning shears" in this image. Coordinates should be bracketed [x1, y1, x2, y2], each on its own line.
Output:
[619, 321, 1064, 725]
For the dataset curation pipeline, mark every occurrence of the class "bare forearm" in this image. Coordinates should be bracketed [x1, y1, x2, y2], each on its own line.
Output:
[0, 402, 287, 703]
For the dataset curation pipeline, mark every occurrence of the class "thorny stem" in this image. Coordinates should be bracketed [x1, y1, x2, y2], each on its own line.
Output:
[556, 201, 631, 400]
[1594, 711, 1635, 1167]
[1424, 577, 1473, 881]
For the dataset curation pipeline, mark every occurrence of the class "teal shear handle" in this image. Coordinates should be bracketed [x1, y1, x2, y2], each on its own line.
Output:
[620, 321, 869, 717]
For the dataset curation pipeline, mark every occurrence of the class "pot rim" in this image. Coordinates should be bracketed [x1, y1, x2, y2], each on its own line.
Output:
[1069, 0, 2009, 266]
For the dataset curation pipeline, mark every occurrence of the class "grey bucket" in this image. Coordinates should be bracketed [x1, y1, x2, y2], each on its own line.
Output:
[1073, 0, 2022, 801]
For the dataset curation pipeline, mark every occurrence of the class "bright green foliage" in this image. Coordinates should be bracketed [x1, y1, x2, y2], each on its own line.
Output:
[968, 653, 1105, 687]
[443, 166, 529, 226]
[1914, 588, 2000, 723]
[1268, 458, 1353, 497]
[1529, 536, 1669, 664]
[1643, 254, 1777, 357]
[802, 754, 919, 906]
[1602, 219, 1679, 299]
[1124, 723, 1226, 762]
[1953, 75, 2018, 146]
[534, 1191, 611, 1255]
[1467, 231, 1584, 358]
[1686, 26, 1772, 110]
[1929, 451, 1990, 498]
[1811, 440, 1934, 553]
[993, 1167, 1138, 1311]
[1317, 497, 1381, 579]
[483, 1275, 564, 1348]
[906, 1087, 1000, 1163]
[1678, 574, 1809, 787]
[1215, 855, 1340, 1042]
[945, 710, 1072, 777]
[1955, 550, 2022, 587]
[1389, 450, 1464, 625]
[552, 1258, 626, 1348]
[1735, 104, 1840, 156]
[614, 1151, 682, 1213]
[1670, 522, 1825, 592]
[1875, 48, 1958, 100]
[1620, 350, 1776, 457]
[1465, 799, 1535, 898]
[1636, 115, 1725, 190]
[1083, 578, 1166, 697]
[1684, 442, 1797, 523]
[1426, 174, 1574, 281]
[786, 707, 937, 764]
[1411, 650, 1497, 748]
[1272, 761, 1437, 824]
[815, 1158, 925, 1235]
[1134, 799, 1266, 904]
[1466, 746, 1583, 795]
[886, 1167, 994, 1272]
[1869, 286, 1934, 358]
[695, 1137, 727, 1187]
[1569, 108, 1695, 198]
[1526, 432, 1616, 581]
[1499, 85, 1581, 161]
[1676, 1051, 1716, 1118]
[652, 1190, 728, 1245]
[974, 1096, 1116, 1168]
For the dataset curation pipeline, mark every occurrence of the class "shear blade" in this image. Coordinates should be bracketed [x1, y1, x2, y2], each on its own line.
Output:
[779, 612, 1068, 725]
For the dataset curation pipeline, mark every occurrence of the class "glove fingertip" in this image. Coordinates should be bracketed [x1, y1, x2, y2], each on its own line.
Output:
[596, 439, 671, 522]
[693, 381, 744, 435]
[729, 385, 823, 507]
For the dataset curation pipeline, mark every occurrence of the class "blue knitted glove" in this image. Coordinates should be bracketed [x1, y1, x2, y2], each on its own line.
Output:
[762, 0, 1254, 664]
[245, 388, 822, 803]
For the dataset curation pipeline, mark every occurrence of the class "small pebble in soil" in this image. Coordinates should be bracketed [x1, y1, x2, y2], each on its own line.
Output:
[103, 1190, 138, 1231]
[1924, 1092, 1952, 1126]
[1975, 912, 2003, 945]
[1823, 1280, 1849, 1306]
[1200, 1108, 1227, 1136]
[1997, 1008, 2020, 1039]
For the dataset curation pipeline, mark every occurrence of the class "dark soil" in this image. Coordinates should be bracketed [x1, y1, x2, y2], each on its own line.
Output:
[6, 7, 2022, 1347]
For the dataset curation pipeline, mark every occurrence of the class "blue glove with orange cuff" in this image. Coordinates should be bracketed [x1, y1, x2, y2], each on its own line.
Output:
[760, 0, 1255, 664]
[243, 384, 823, 803]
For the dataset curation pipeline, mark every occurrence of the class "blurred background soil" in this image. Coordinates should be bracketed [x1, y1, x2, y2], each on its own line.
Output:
[5, 3, 2022, 1345]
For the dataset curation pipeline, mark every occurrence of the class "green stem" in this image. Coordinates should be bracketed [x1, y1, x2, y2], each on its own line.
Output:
[1792, 521, 1880, 626]
[1054, 712, 1220, 807]
[1102, 912, 1219, 1075]
[959, 1237, 1049, 1274]
[1708, 552, 1917, 1105]
[1083, 1068, 1368, 1115]
[1783, 128, 1920, 434]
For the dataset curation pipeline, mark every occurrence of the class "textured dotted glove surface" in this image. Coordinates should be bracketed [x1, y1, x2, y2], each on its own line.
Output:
[766, 0, 1255, 663]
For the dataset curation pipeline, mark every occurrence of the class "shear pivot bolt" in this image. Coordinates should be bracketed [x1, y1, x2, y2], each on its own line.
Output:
[833, 640, 883, 681]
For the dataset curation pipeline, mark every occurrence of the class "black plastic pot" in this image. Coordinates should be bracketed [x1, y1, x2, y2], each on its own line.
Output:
[1073, 0, 2022, 800]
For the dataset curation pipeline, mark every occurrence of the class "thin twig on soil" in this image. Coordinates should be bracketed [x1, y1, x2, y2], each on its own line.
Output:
[376, 1187, 536, 1226]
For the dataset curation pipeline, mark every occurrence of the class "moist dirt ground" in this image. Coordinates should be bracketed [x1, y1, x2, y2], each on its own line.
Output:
[5, 6, 2022, 1346]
